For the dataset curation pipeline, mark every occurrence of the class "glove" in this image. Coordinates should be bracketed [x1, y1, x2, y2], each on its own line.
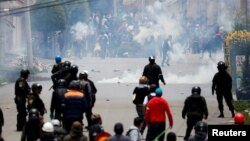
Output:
[163, 82, 166, 85]
[212, 90, 214, 95]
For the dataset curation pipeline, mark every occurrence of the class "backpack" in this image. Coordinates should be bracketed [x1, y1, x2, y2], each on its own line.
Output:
[126, 128, 140, 140]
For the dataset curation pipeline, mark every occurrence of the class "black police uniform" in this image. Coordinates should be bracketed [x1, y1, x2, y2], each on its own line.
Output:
[15, 74, 30, 131]
[50, 83, 67, 121]
[182, 88, 208, 140]
[212, 62, 235, 117]
[143, 57, 165, 88]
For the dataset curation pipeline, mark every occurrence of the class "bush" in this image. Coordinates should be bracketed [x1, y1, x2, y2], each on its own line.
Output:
[234, 100, 250, 124]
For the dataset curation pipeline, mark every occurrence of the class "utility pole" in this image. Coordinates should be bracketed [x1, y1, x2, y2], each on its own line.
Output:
[24, 0, 33, 69]
[0, 3, 8, 66]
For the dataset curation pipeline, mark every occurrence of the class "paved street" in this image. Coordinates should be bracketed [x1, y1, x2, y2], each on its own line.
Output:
[0, 55, 235, 141]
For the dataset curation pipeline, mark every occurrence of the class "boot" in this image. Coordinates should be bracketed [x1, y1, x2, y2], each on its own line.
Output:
[218, 112, 224, 118]
[231, 110, 235, 118]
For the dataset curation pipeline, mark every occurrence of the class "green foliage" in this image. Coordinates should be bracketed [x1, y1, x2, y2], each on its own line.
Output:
[234, 101, 250, 124]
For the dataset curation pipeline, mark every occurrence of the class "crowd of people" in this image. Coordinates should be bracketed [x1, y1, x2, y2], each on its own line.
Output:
[0, 54, 246, 141]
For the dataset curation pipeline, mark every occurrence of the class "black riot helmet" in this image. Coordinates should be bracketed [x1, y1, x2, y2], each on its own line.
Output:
[70, 64, 78, 74]
[63, 61, 71, 69]
[20, 69, 30, 78]
[79, 71, 88, 80]
[57, 79, 66, 87]
[148, 56, 155, 63]
[31, 83, 42, 92]
[68, 80, 81, 90]
[194, 121, 208, 133]
[28, 108, 40, 120]
[217, 61, 227, 71]
[191, 86, 201, 95]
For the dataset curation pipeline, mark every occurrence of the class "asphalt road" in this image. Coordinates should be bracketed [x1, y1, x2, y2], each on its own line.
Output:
[0, 55, 234, 141]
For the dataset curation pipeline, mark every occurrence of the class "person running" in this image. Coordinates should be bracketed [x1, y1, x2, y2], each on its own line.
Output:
[212, 61, 235, 118]
[143, 56, 166, 88]
[161, 35, 172, 67]
[145, 88, 173, 141]
[132, 76, 150, 134]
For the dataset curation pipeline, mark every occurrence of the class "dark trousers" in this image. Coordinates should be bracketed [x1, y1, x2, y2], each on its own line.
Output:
[184, 115, 202, 140]
[136, 105, 146, 135]
[85, 108, 93, 127]
[161, 51, 169, 66]
[146, 122, 166, 141]
[15, 97, 27, 130]
[216, 92, 234, 113]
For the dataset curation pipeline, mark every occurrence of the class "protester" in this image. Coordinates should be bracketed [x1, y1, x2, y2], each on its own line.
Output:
[145, 88, 173, 141]
[132, 76, 150, 134]
[63, 121, 88, 141]
[51, 119, 67, 141]
[40, 122, 55, 141]
[89, 113, 104, 141]
[161, 35, 172, 67]
[107, 122, 130, 141]
[62, 80, 87, 132]
[126, 117, 143, 141]
[166, 132, 177, 141]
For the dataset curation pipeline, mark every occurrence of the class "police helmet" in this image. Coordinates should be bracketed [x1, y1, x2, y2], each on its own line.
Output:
[79, 70, 88, 80]
[31, 83, 42, 91]
[20, 69, 30, 77]
[57, 79, 66, 87]
[194, 121, 208, 133]
[148, 56, 155, 62]
[234, 113, 245, 125]
[51, 119, 61, 127]
[55, 55, 62, 63]
[28, 108, 40, 120]
[70, 64, 78, 74]
[63, 61, 71, 68]
[191, 86, 201, 95]
[68, 80, 81, 90]
[217, 61, 227, 70]
[42, 122, 54, 132]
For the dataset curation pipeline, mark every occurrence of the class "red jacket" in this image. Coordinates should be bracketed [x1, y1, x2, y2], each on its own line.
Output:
[145, 96, 173, 127]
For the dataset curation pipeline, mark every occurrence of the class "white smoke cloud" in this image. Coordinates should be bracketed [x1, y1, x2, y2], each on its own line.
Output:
[70, 22, 90, 41]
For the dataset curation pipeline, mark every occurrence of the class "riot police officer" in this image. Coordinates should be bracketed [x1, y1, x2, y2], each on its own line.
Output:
[142, 56, 166, 88]
[212, 61, 235, 118]
[50, 79, 68, 122]
[188, 121, 208, 141]
[15, 69, 30, 131]
[27, 83, 46, 119]
[182, 86, 208, 140]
